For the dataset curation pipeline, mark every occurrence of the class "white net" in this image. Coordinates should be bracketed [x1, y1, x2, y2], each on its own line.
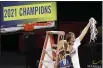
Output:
[89, 17, 98, 42]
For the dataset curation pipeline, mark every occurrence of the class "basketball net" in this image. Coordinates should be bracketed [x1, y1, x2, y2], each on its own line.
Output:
[89, 17, 98, 43]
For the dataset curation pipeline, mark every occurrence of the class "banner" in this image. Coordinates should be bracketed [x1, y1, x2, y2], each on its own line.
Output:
[1, 2, 57, 27]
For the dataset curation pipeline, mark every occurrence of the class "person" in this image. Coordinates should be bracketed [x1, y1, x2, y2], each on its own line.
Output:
[55, 22, 91, 68]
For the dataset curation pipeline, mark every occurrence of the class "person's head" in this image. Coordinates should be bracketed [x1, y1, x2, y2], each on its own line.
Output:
[65, 32, 75, 45]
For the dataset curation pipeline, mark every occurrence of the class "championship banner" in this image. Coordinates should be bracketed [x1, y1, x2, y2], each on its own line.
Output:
[0, 2, 57, 28]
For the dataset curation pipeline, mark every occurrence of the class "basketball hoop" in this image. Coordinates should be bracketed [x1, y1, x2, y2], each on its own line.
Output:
[0, 21, 55, 33]
[24, 23, 34, 31]
[23, 22, 54, 31]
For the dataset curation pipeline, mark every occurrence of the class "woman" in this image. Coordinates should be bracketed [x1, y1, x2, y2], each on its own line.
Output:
[56, 21, 91, 68]
[56, 32, 75, 68]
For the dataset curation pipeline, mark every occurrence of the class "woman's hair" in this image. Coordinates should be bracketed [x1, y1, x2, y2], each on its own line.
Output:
[65, 32, 75, 42]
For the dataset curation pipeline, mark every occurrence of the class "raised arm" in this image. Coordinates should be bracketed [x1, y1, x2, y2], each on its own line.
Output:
[78, 22, 90, 41]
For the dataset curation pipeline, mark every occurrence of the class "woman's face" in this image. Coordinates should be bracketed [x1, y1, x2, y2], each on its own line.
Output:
[68, 34, 75, 45]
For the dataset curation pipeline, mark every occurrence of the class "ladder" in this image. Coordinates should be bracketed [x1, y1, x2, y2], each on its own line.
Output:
[38, 31, 65, 68]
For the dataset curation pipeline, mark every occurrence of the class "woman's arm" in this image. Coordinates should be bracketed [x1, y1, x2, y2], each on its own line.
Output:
[79, 22, 90, 41]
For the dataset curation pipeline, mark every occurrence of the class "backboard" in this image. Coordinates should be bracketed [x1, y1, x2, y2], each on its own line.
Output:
[0, 1, 57, 33]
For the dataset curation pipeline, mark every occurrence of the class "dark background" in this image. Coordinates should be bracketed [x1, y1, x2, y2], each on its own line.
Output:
[57, 1, 102, 23]
[1, 1, 102, 68]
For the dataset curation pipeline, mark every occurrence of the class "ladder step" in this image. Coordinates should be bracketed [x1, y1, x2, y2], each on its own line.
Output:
[42, 61, 55, 63]
[52, 44, 57, 49]
[46, 31, 65, 35]
[44, 49, 56, 52]
[53, 44, 57, 47]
